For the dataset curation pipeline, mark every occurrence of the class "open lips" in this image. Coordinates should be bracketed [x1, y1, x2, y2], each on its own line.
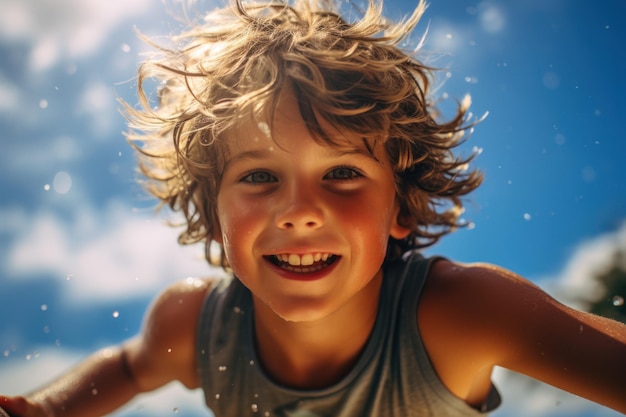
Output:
[266, 253, 339, 273]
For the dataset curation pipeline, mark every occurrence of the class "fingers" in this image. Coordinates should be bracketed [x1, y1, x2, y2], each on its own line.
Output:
[0, 396, 32, 417]
[0, 395, 14, 417]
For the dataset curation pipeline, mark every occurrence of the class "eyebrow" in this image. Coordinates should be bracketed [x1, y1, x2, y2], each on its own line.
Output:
[224, 144, 381, 169]
[228, 149, 273, 163]
[221, 149, 273, 173]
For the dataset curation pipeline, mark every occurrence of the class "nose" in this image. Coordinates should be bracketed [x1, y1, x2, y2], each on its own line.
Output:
[274, 181, 325, 230]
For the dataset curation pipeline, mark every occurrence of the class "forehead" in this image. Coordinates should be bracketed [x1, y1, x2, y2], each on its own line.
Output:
[221, 89, 384, 162]
[221, 118, 382, 167]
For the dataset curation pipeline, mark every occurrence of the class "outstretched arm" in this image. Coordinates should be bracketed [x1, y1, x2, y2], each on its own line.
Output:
[0, 277, 213, 417]
[1, 346, 142, 417]
[419, 260, 626, 413]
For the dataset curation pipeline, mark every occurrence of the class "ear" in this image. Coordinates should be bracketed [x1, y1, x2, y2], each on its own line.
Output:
[389, 203, 411, 240]
[390, 217, 411, 240]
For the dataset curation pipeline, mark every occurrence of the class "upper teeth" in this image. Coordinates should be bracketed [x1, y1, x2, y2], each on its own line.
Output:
[275, 253, 331, 266]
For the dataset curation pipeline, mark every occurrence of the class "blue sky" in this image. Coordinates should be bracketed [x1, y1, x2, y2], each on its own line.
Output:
[0, 0, 624, 416]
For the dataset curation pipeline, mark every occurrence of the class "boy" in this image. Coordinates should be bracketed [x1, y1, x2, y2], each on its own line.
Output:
[1, 0, 625, 416]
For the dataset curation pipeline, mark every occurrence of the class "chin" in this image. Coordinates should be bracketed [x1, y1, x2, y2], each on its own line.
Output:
[269, 299, 338, 323]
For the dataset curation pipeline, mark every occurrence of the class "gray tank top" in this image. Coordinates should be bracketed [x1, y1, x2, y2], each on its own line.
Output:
[196, 252, 501, 416]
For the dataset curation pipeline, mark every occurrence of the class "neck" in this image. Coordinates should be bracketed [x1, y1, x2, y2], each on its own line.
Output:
[252, 272, 383, 390]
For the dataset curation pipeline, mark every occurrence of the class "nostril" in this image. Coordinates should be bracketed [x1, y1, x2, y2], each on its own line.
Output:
[274, 202, 324, 230]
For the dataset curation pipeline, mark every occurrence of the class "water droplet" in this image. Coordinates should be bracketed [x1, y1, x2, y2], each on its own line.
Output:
[233, 306, 242, 314]
[249, 360, 255, 366]
[264, 412, 270, 417]
[612, 295, 624, 307]
[257, 122, 271, 137]
[3, 350, 9, 357]
[112, 311, 120, 318]
[218, 365, 227, 372]
[121, 43, 131, 53]
[40, 304, 48, 311]
[39, 99, 48, 109]
[91, 388, 98, 395]
[523, 213, 532, 221]
[215, 394, 221, 400]
[25, 354, 32, 360]
[554, 133, 566, 145]
[251, 404, 258, 412]
[66, 274, 73, 281]
[43, 184, 51, 191]
[53, 171, 72, 194]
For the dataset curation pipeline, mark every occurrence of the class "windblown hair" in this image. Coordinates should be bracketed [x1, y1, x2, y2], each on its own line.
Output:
[124, 0, 483, 267]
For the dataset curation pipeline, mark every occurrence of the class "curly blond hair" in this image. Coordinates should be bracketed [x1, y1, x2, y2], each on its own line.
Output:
[123, 0, 483, 267]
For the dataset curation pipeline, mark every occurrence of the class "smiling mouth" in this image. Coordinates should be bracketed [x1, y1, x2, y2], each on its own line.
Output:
[265, 253, 339, 273]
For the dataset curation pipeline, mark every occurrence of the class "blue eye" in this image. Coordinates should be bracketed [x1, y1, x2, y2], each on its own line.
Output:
[325, 166, 362, 180]
[241, 171, 277, 184]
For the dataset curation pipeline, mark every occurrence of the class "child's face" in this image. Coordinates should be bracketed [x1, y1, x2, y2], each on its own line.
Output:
[214, 90, 409, 323]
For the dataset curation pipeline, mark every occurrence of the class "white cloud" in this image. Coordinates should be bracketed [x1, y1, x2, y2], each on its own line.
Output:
[492, 368, 622, 417]
[0, 0, 155, 72]
[540, 222, 626, 310]
[6, 201, 218, 304]
[0, 77, 22, 115]
[0, 346, 209, 417]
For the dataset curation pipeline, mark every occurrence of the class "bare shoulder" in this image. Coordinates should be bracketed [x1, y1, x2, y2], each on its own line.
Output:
[417, 259, 539, 405]
[424, 258, 540, 302]
[123, 276, 221, 391]
[419, 258, 626, 412]
[422, 258, 625, 342]
[420, 258, 612, 353]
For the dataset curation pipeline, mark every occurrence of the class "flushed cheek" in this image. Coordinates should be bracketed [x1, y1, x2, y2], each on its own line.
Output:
[217, 203, 257, 262]
[340, 211, 392, 258]
[220, 218, 255, 256]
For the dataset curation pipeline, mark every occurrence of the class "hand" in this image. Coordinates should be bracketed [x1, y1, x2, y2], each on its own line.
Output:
[0, 396, 47, 417]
